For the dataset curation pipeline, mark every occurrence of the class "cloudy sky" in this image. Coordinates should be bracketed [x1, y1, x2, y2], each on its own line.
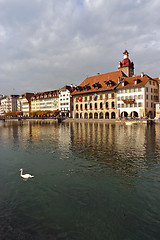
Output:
[0, 0, 160, 94]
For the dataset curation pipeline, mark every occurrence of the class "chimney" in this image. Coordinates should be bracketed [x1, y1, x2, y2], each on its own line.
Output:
[141, 72, 144, 78]
[97, 73, 100, 75]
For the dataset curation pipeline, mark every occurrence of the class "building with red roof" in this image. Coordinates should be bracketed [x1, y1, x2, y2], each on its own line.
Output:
[71, 50, 159, 119]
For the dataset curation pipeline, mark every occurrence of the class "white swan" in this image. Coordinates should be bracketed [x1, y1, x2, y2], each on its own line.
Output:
[19, 168, 34, 179]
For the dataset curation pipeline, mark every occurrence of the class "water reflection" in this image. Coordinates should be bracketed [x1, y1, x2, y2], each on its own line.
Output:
[1, 120, 160, 178]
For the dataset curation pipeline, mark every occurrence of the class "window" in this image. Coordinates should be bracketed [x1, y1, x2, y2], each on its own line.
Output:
[118, 104, 120, 108]
[90, 96, 92, 101]
[118, 97, 120, 101]
[90, 103, 92, 109]
[138, 95, 143, 99]
[105, 93, 108, 98]
[146, 95, 148, 100]
[95, 103, 97, 109]
[146, 87, 148, 92]
[111, 93, 114, 98]
[134, 103, 137, 107]
[106, 102, 108, 108]
[121, 104, 124, 108]
[138, 102, 142, 107]
[138, 88, 141, 92]
[85, 96, 87, 101]
[76, 104, 78, 110]
[151, 88, 153, 93]
[100, 102, 103, 109]
[111, 102, 115, 108]
[85, 104, 87, 110]
[100, 94, 103, 100]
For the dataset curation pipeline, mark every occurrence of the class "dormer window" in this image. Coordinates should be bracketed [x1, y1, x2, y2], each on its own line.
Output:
[104, 80, 115, 87]
[92, 82, 101, 89]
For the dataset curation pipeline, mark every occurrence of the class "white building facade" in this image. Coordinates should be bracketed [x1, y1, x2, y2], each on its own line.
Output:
[116, 74, 159, 118]
[17, 93, 34, 116]
[59, 86, 74, 117]
[0, 95, 19, 115]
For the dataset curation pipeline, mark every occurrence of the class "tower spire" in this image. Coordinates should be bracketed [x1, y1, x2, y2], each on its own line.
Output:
[118, 50, 134, 77]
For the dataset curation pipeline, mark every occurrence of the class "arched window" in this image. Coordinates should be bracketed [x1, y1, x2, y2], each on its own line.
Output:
[95, 103, 97, 110]
[106, 102, 108, 109]
[94, 112, 98, 119]
[105, 112, 109, 119]
[89, 113, 93, 119]
[90, 103, 92, 110]
[111, 101, 115, 108]
[85, 104, 87, 110]
[99, 112, 103, 119]
[111, 112, 115, 119]
[84, 113, 88, 119]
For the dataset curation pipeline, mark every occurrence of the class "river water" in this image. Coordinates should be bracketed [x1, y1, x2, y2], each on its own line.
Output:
[0, 120, 160, 240]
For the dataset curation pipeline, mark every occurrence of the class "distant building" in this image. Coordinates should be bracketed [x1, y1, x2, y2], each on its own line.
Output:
[30, 90, 59, 115]
[0, 95, 19, 115]
[17, 93, 34, 116]
[59, 85, 75, 117]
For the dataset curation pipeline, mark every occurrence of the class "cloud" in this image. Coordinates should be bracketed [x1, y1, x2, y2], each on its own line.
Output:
[0, 0, 160, 94]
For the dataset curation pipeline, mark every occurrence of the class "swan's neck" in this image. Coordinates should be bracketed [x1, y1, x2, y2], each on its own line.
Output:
[20, 169, 23, 176]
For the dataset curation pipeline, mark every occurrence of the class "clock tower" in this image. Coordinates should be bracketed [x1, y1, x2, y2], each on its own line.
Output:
[118, 50, 134, 77]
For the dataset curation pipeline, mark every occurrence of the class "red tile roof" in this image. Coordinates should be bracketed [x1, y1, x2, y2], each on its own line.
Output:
[116, 74, 157, 89]
[71, 70, 126, 96]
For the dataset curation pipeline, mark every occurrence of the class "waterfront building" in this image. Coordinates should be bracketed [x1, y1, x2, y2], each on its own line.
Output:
[116, 73, 159, 118]
[30, 90, 59, 115]
[59, 85, 75, 118]
[0, 95, 19, 115]
[17, 93, 34, 116]
[71, 70, 126, 119]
